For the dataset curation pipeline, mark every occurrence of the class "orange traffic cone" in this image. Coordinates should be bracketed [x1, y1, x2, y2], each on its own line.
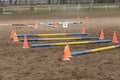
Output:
[13, 31, 18, 42]
[67, 44, 72, 58]
[23, 36, 29, 48]
[81, 25, 85, 33]
[85, 17, 89, 24]
[10, 28, 15, 39]
[99, 29, 104, 40]
[34, 22, 38, 29]
[112, 31, 118, 43]
[56, 21, 59, 28]
[62, 44, 71, 60]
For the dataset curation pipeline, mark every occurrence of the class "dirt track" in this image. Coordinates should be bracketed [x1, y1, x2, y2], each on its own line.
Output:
[0, 11, 120, 80]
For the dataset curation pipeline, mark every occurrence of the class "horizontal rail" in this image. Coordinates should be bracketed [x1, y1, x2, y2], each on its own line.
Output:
[17, 33, 88, 37]
[20, 37, 99, 42]
[30, 40, 111, 48]
[71, 45, 120, 56]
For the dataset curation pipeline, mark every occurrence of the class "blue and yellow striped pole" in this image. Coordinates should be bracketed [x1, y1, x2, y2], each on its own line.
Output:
[20, 37, 99, 42]
[71, 45, 120, 56]
[17, 33, 88, 37]
[30, 40, 111, 48]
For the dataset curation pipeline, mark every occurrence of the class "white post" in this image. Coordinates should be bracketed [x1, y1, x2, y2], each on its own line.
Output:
[49, 6, 51, 12]
[3, 8, 5, 14]
[34, 7, 37, 13]
[90, 4, 93, 11]
[77, 4, 80, 11]
[80, 4, 83, 10]
[105, 4, 107, 10]
[118, 4, 120, 10]
[63, 5, 66, 12]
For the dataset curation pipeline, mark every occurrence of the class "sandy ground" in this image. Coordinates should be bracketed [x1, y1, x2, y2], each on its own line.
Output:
[0, 11, 120, 80]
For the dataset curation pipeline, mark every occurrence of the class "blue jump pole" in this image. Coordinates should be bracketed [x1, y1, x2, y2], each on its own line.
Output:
[71, 45, 120, 56]
[17, 33, 88, 37]
[30, 40, 111, 48]
[19, 37, 99, 42]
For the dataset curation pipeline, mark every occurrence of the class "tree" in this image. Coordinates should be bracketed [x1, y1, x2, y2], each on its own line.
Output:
[14, 0, 18, 4]
[0, 0, 1, 4]
[25, 0, 28, 4]
[30, 0, 34, 10]
[57, 0, 60, 5]
[10, 0, 12, 4]
[48, 0, 50, 4]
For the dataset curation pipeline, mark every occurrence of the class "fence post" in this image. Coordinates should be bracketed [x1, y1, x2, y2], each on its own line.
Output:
[89, 4, 93, 11]
[3, 7, 5, 14]
[80, 4, 83, 10]
[0, 7, 4, 14]
[49, 5, 51, 12]
[77, 4, 80, 11]
[34, 7, 37, 13]
[105, 4, 107, 11]
[118, 4, 120, 10]
[63, 5, 66, 12]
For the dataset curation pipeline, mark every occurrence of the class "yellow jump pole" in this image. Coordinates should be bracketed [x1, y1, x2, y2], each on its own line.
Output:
[19, 37, 99, 42]
[71, 45, 120, 56]
[30, 40, 111, 48]
[17, 33, 88, 37]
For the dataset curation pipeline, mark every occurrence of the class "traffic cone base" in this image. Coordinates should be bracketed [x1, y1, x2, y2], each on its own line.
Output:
[62, 58, 70, 61]
[69, 55, 72, 58]
[112, 41, 118, 43]
[23, 46, 29, 48]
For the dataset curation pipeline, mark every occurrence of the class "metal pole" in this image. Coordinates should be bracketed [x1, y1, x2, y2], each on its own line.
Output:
[71, 45, 120, 56]
[30, 40, 111, 48]
[17, 33, 88, 37]
[20, 37, 99, 42]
